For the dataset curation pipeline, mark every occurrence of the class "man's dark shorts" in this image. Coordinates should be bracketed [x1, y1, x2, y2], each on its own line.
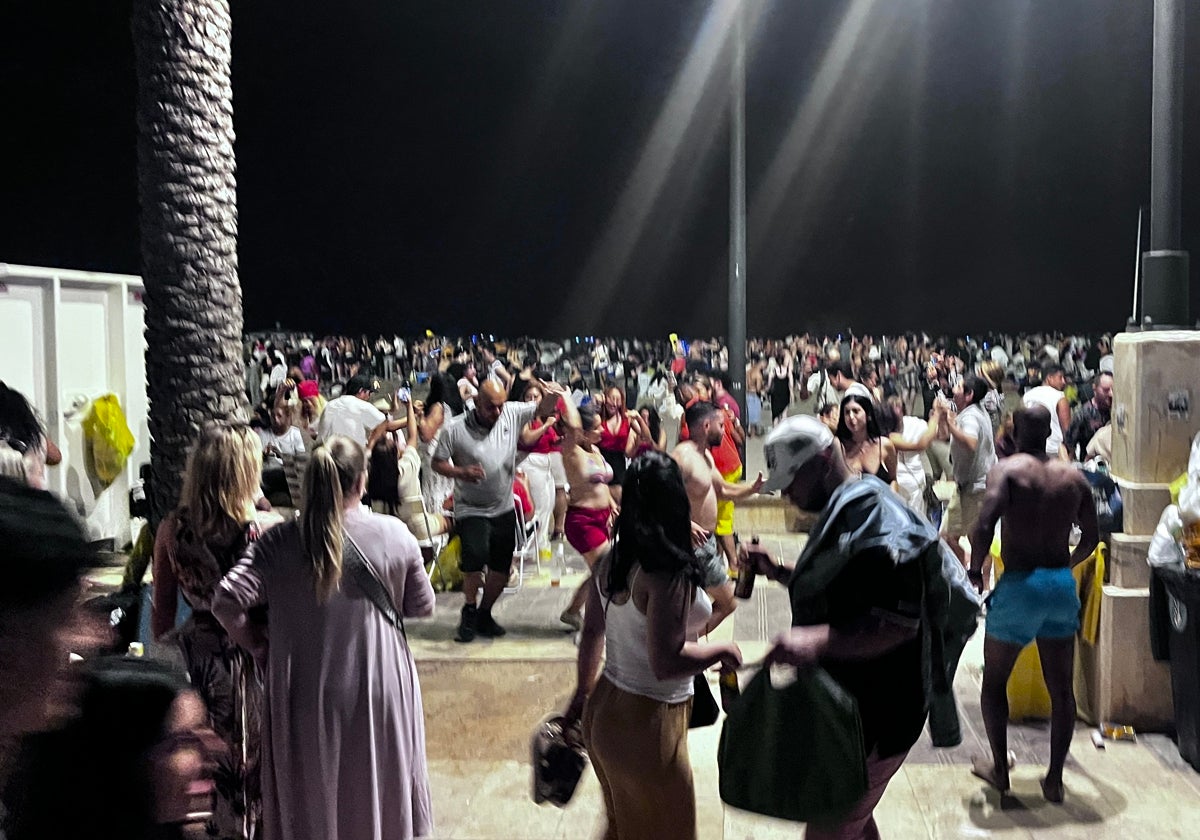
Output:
[458, 511, 517, 575]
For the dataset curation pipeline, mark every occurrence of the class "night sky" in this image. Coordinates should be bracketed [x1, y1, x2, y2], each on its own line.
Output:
[2, 1, 1198, 338]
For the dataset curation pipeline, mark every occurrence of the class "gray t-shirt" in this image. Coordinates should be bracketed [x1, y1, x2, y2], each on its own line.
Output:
[950, 403, 996, 492]
[434, 401, 537, 518]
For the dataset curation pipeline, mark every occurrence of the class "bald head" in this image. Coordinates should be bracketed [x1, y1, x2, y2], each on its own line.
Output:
[475, 380, 507, 428]
[1014, 405, 1051, 455]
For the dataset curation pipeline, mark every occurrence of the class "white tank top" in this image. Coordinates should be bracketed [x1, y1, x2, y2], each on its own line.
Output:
[600, 568, 712, 704]
[1022, 385, 1065, 455]
[895, 416, 927, 491]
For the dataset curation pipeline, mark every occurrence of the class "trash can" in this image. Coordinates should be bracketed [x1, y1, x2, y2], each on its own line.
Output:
[1156, 565, 1200, 772]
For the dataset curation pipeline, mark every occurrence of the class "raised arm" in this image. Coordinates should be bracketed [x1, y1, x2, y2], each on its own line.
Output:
[403, 397, 420, 450]
[366, 416, 408, 451]
[713, 467, 765, 502]
[944, 408, 978, 452]
[890, 411, 939, 453]
[623, 414, 641, 458]
[418, 400, 444, 444]
[536, 379, 567, 419]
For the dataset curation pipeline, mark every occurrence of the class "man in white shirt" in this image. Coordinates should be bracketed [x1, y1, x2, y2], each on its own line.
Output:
[317, 374, 388, 447]
[1022, 364, 1071, 459]
[258, 403, 306, 504]
[943, 375, 998, 569]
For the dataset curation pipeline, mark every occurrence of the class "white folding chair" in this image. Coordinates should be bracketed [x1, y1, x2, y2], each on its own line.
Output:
[505, 493, 541, 593]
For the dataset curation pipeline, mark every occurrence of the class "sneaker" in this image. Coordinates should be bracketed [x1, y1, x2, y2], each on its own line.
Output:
[559, 609, 583, 632]
[455, 604, 478, 643]
[476, 609, 507, 638]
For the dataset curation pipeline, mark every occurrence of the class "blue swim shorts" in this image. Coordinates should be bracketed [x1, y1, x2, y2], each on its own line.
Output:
[985, 567, 1080, 647]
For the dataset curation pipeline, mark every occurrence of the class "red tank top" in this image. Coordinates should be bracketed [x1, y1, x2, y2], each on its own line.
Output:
[599, 415, 630, 454]
[520, 418, 561, 455]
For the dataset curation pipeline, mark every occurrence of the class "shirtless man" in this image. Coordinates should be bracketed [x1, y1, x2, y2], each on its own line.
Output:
[968, 405, 1099, 803]
[672, 401, 764, 634]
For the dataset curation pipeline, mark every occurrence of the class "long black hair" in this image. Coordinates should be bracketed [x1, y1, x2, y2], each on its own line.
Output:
[835, 393, 883, 443]
[604, 451, 695, 597]
[0, 381, 46, 452]
[427, 371, 465, 416]
[641, 406, 662, 444]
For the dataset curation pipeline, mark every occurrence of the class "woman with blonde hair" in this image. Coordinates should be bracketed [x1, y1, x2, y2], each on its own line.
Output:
[214, 435, 435, 840]
[151, 420, 281, 838]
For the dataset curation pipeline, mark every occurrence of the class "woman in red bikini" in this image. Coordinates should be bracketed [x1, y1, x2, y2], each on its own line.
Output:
[598, 385, 638, 504]
[559, 397, 618, 630]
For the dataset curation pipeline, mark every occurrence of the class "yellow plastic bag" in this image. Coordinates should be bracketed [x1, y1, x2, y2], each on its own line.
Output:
[81, 394, 135, 486]
[993, 543, 1106, 720]
[1170, 472, 1188, 506]
[429, 535, 464, 591]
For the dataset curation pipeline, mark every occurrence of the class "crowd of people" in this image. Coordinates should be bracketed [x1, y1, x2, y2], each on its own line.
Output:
[0, 324, 1118, 839]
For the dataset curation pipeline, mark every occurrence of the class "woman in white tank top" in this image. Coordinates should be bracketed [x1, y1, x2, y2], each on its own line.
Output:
[563, 451, 742, 840]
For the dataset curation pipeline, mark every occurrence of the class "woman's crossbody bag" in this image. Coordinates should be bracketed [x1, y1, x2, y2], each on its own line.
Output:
[343, 530, 407, 640]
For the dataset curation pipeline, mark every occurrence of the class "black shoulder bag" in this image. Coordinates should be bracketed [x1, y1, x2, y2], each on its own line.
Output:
[343, 531, 407, 640]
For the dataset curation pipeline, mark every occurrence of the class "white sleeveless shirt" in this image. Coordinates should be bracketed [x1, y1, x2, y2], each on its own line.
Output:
[1022, 385, 1065, 455]
[600, 568, 712, 704]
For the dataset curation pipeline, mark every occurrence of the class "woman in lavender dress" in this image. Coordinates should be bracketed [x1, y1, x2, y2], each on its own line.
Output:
[214, 435, 435, 840]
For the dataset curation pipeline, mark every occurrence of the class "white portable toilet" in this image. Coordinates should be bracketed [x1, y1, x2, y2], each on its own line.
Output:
[0, 263, 149, 545]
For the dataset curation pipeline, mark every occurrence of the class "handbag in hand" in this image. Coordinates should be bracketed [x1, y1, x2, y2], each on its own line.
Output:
[689, 673, 720, 728]
[531, 715, 588, 807]
[718, 666, 866, 823]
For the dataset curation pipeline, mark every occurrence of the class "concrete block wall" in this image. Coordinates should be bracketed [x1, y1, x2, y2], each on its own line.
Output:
[1090, 331, 1200, 730]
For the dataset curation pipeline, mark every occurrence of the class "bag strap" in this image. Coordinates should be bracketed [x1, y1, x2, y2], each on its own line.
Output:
[343, 530, 407, 640]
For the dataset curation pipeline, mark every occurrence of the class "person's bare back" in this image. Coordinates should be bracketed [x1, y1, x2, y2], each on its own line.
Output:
[986, 454, 1093, 572]
[967, 404, 1099, 803]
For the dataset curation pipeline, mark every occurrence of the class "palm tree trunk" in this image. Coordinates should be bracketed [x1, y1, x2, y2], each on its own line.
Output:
[132, 0, 247, 525]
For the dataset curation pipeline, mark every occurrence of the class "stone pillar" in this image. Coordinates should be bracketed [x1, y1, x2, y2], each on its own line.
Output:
[1088, 330, 1200, 729]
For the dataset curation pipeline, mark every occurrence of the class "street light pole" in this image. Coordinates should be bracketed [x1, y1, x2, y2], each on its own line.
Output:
[1143, 0, 1190, 327]
[728, 2, 748, 431]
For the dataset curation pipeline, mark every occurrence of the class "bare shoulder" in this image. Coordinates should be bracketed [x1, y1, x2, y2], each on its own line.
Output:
[1049, 459, 1091, 487]
[672, 440, 702, 468]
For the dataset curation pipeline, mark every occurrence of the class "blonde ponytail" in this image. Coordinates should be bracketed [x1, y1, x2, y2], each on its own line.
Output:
[301, 436, 365, 602]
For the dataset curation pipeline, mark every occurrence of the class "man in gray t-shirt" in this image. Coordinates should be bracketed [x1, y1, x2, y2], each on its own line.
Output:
[433, 379, 561, 642]
[943, 375, 997, 570]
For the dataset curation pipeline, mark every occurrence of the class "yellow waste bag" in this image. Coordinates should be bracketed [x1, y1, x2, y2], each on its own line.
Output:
[429, 535, 464, 591]
[81, 394, 135, 486]
[1170, 472, 1188, 506]
[992, 543, 1105, 720]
